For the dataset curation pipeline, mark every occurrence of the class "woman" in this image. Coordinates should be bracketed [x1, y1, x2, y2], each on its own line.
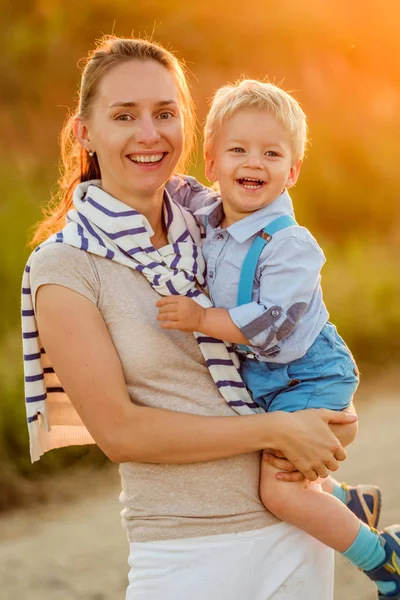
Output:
[22, 36, 358, 599]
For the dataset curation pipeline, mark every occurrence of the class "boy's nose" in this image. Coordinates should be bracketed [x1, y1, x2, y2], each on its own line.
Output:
[135, 116, 161, 146]
[245, 154, 263, 168]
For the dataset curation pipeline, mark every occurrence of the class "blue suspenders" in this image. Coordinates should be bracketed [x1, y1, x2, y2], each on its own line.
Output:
[236, 214, 297, 353]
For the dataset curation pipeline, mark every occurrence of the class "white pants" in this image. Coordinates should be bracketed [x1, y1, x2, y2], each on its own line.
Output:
[126, 522, 334, 600]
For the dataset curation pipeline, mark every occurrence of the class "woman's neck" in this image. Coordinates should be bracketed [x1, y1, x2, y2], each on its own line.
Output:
[100, 182, 168, 247]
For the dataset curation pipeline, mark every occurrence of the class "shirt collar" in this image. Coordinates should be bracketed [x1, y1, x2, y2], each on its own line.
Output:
[194, 191, 295, 242]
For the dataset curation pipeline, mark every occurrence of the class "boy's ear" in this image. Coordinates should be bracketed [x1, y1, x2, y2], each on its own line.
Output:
[74, 117, 93, 152]
[205, 153, 218, 183]
[285, 159, 302, 189]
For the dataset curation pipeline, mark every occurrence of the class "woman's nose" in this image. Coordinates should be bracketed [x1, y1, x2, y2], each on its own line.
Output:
[135, 116, 161, 146]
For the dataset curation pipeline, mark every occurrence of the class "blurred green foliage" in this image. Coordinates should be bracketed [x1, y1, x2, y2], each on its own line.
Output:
[1, 0, 399, 507]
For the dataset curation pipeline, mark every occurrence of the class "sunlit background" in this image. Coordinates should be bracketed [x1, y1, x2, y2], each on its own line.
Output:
[1, 3, 399, 595]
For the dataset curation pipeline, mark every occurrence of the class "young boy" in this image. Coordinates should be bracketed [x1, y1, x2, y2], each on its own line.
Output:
[158, 80, 400, 598]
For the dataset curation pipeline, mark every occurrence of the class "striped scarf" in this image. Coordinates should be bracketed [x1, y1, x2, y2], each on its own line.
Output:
[22, 181, 260, 462]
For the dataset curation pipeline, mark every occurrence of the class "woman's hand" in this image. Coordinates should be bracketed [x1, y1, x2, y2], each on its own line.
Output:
[265, 403, 359, 482]
[263, 450, 305, 482]
[271, 408, 357, 481]
[330, 403, 358, 447]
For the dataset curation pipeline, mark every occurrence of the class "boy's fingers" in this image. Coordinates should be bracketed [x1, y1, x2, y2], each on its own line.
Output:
[157, 311, 178, 321]
[156, 298, 177, 307]
[159, 321, 179, 330]
[157, 304, 178, 314]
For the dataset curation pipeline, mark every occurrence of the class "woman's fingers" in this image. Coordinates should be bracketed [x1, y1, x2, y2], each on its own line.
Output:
[324, 457, 340, 472]
[274, 410, 350, 480]
[264, 451, 338, 479]
[302, 470, 318, 481]
[321, 408, 358, 426]
[263, 452, 297, 472]
[266, 449, 286, 459]
[315, 464, 331, 479]
[334, 446, 347, 462]
[275, 470, 306, 483]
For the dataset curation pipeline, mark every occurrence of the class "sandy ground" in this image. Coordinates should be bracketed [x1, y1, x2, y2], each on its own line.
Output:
[0, 375, 399, 600]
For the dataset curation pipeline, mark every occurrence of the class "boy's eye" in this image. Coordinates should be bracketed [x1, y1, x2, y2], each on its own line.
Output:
[265, 150, 279, 157]
[231, 147, 245, 153]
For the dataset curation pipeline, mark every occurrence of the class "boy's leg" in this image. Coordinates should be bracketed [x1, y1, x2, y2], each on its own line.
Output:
[321, 476, 382, 528]
[260, 459, 360, 552]
[260, 320, 398, 597]
[260, 460, 400, 598]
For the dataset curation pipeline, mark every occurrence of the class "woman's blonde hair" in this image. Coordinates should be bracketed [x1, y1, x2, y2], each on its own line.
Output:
[204, 79, 307, 164]
[31, 35, 196, 245]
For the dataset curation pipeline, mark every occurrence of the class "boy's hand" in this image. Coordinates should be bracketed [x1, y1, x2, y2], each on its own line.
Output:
[156, 296, 206, 332]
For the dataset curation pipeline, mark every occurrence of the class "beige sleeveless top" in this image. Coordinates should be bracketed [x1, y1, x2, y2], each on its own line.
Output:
[30, 243, 278, 542]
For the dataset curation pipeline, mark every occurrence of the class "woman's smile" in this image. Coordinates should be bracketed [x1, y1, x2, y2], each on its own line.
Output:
[127, 151, 168, 170]
[80, 59, 184, 206]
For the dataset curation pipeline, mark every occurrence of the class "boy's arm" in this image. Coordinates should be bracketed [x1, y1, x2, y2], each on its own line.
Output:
[228, 232, 325, 354]
[156, 297, 249, 344]
[165, 175, 218, 213]
[156, 231, 325, 349]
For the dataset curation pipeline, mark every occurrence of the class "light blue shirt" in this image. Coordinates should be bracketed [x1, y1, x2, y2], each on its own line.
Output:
[168, 177, 329, 363]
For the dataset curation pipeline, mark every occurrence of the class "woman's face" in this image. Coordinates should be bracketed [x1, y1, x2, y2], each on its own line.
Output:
[78, 59, 184, 204]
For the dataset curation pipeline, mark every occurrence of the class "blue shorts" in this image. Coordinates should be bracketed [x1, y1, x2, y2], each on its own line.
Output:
[239, 322, 359, 413]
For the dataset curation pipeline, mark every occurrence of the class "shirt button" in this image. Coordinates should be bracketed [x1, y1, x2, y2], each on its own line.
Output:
[288, 379, 301, 387]
[216, 233, 224, 240]
[271, 309, 280, 318]
[209, 271, 214, 278]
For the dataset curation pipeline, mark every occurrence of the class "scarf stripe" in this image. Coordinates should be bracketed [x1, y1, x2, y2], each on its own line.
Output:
[22, 180, 260, 462]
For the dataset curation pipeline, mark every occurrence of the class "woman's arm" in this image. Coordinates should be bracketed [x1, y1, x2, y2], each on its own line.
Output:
[265, 403, 358, 481]
[35, 284, 357, 479]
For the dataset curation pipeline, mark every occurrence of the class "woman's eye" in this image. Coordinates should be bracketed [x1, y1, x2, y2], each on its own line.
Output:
[158, 112, 173, 120]
[116, 114, 133, 121]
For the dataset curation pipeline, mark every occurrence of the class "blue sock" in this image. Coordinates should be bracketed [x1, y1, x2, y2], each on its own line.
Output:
[342, 523, 385, 571]
[331, 481, 347, 504]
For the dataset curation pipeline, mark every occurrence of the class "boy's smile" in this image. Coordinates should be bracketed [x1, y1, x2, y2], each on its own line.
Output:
[206, 108, 301, 226]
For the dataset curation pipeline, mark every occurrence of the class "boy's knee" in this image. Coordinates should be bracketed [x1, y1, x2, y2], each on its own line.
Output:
[260, 471, 292, 518]
[261, 486, 291, 519]
[260, 464, 304, 519]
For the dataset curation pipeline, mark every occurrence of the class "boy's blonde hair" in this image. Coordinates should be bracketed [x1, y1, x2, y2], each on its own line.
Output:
[204, 79, 307, 164]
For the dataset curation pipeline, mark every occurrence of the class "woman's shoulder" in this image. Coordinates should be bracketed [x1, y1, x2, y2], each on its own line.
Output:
[29, 242, 100, 308]
[30, 241, 92, 267]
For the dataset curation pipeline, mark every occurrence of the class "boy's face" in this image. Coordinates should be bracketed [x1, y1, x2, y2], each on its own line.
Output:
[206, 108, 301, 223]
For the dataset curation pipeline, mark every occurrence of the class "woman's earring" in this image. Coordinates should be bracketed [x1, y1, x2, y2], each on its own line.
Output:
[88, 150, 95, 157]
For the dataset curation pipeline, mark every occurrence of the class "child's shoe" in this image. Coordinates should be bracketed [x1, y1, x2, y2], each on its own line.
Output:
[342, 483, 382, 528]
[365, 525, 400, 599]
